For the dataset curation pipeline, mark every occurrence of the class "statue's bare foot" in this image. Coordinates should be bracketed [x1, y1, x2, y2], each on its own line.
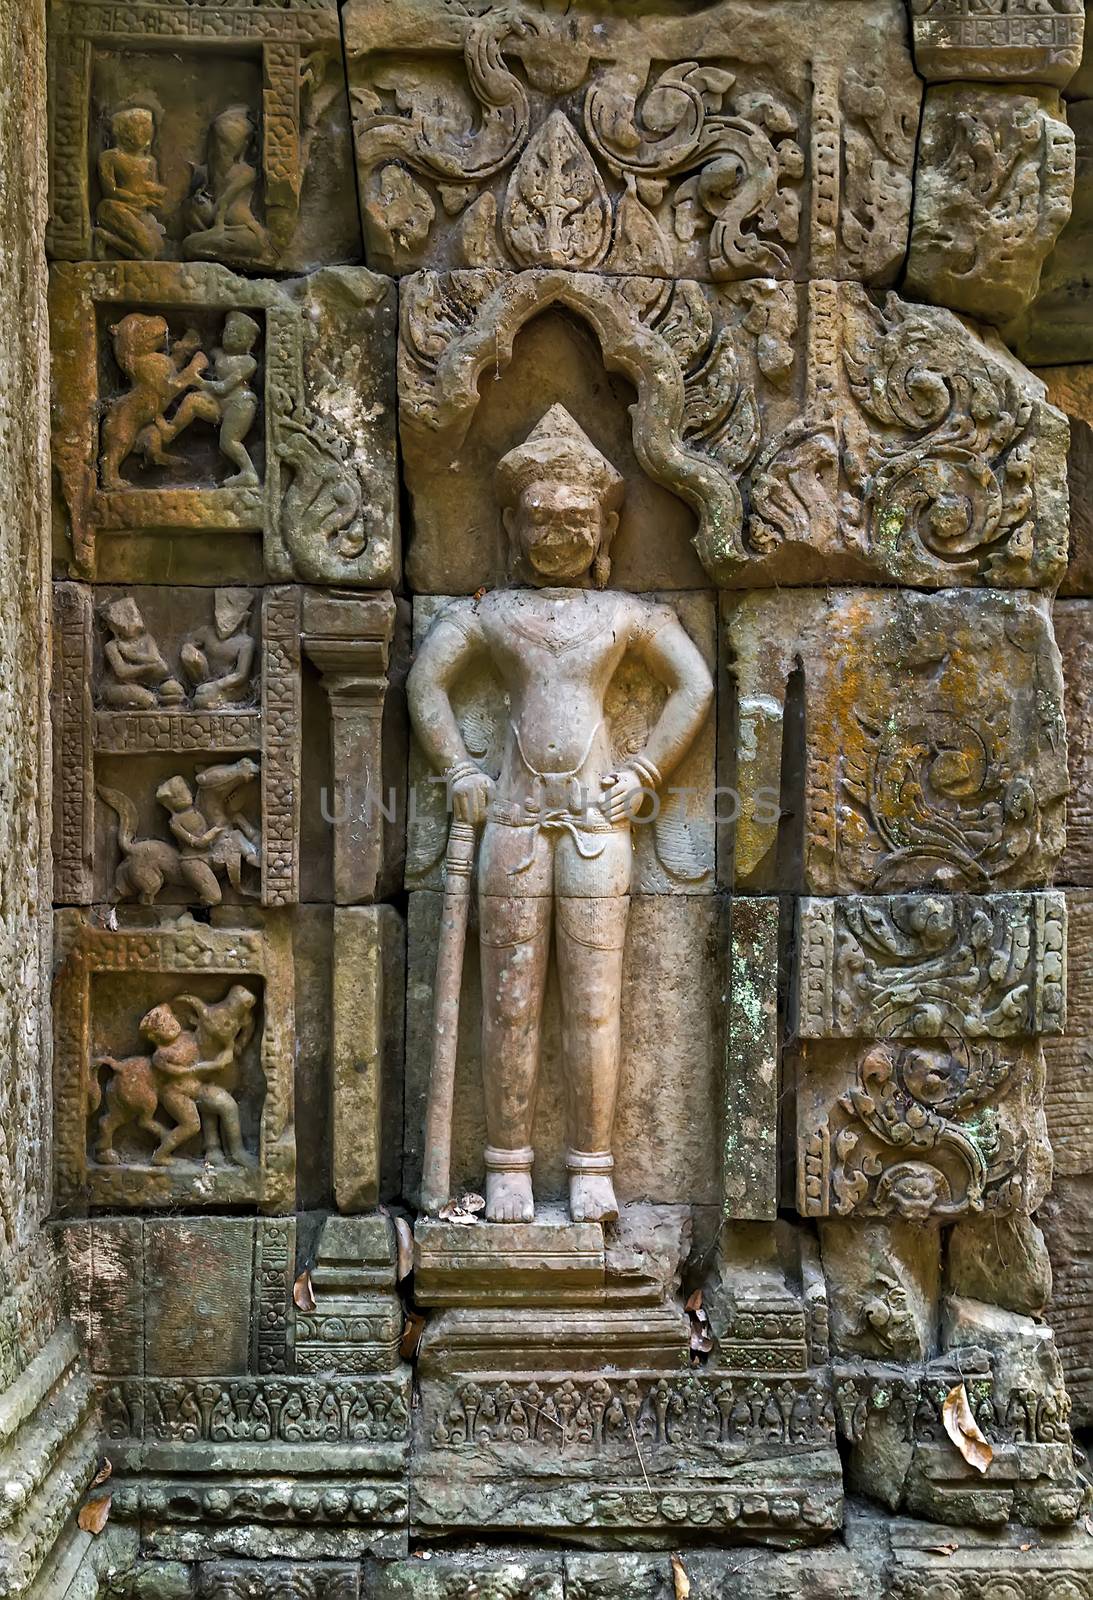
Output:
[486, 1169, 534, 1223]
[569, 1172, 618, 1223]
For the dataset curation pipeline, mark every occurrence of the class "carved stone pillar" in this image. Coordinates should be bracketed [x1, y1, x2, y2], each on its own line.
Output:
[302, 591, 397, 906]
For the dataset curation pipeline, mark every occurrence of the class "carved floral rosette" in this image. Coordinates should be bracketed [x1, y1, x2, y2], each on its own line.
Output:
[345, 0, 920, 285]
[49, 261, 398, 586]
[47, 0, 347, 267]
[52, 912, 296, 1213]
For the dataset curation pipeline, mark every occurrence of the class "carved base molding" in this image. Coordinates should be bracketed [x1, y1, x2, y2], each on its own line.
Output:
[62, 1506, 1093, 1597]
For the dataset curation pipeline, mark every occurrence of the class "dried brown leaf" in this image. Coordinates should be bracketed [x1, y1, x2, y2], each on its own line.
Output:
[292, 1269, 315, 1313]
[689, 1330, 714, 1355]
[942, 1383, 993, 1474]
[671, 1554, 691, 1599]
[400, 1307, 426, 1361]
[924, 1542, 959, 1556]
[78, 1493, 112, 1535]
[89, 1458, 112, 1489]
[461, 1192, 486, 1214]
[685, 1289, 703, 1314]
[394, 1216, 414, 1281]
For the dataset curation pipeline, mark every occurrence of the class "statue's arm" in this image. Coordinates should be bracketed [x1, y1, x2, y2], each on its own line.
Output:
[633, 608, 715, 783]
[407, 611, 483, 776]
[407, 609, 494, 825]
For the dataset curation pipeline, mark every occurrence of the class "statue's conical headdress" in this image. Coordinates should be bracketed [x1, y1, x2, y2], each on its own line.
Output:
[495, 405, 624, 513]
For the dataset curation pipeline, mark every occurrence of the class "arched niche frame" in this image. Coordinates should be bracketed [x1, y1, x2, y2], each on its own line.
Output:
[397, 268, 780, 582]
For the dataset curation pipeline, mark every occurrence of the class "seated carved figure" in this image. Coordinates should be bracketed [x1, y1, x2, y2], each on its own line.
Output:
[408, 406, 714, 1224]
[181, 105, 268, 262]
[99, 597, 185, 710]
[94, 106, 166, 261]
[180, 588, 256, 709]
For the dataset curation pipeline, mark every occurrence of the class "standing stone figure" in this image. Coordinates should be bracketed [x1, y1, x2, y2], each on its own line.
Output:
[408, 406, 713, 1225]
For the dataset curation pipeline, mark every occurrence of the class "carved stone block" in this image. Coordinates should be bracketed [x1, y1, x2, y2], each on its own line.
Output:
[406, 593, 716, 897]
[53, 582, 302, 907]
[906, 86, 1075, 324]
[1044, 889, 1093, 1174]
[345, 0, 918, 285]
[50, 262, 398, 586]
[724, 898, 779, 1221]
[405, 892, 725, 1209]
[303, 591, 399, 906]
[911, 0, 1086, 86]
[796, 892, 1067, 1043]
[53, 910, 295, 1214]
[197, 1567, 359, 1600]
[798, 1037, 1050, 1222]
[294, 1214, 404, 1376]
[47, 0, 359, 271]
[1037, 365, 1093, 596]
[399, 272, 1068, 594]
[1041, 1174, 1093, 1426]
[726, 589, 1068, 894]
[1056, 602, 1093, 882]
[331, 906, 404, 1214]
[1006, 99, 1093, 363]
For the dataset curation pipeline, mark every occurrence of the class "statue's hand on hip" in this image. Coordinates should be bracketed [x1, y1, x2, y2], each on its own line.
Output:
[601, 766, 650, 825]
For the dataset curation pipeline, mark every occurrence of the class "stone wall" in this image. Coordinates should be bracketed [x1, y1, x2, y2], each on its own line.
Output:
[0, 0, 1090, 1592]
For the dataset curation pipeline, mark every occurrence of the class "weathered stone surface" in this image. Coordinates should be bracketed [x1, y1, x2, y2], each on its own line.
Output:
[724, 898, 779, 1220]
[1006, 99, 1093, 363]
[1040, 1174, 1093, 1425]
[1056, 603, 1093, 881]
[1037, 365, 1093, 595]
[331, 906, 404, 1213]
[47, 0, 359, 272]
[294, 1214, 404, 1375]
[346, 0, 918, 285]
[1043, 889, 1093, 1171]
[906, 86, 1074, 324]
[400, 273, 1069, 593]
[726, 589, 1068, 894]
[50, 263, 398, 586]
[911, 0, 1086, 86]
[946, 1212, 1053, 1315]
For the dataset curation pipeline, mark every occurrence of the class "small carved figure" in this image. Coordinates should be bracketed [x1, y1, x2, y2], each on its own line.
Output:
[408, 406, 714, 1225]
[99, 597, 185, 710]
[100, 315, 208, 489]
[94, 106, 167, 261]
[97, 757, 261, 905]
[90, 988, 256, 1168]
[180, 588, 256, 709]
[181, 105, 268, 263]
[192, 312, 261, 486]
[193, 758, 262, 891]
[97, 785, 223, 906]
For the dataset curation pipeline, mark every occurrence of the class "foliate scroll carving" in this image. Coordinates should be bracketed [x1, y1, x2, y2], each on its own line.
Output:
[197, 1567, 359, 1600]
[49, 263, 397, 587]
[726, 588, 1068, 894]
[398, 267, 794, 586]
[796, 893, 1067, 1042]
[906, 86, 1075, 324]
[910, 0, 1085, 87]
[104, 1375, 410, 1449]
[47, 0, 357, 270]
[52, 912, 295, 1215]
[750, 284, 1068, 590]
[345, 0, 918, 284]
[798, 1038, 1045, 1220]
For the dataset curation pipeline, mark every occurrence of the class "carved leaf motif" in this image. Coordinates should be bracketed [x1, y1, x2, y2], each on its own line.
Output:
[502, 112, 611, 270]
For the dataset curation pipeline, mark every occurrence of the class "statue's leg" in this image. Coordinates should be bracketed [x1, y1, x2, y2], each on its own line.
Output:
[478, 822, 551, 1223]
[555, 830, 632, 1224]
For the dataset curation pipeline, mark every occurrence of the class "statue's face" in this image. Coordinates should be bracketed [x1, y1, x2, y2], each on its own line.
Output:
[507, 479, 603, 582]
